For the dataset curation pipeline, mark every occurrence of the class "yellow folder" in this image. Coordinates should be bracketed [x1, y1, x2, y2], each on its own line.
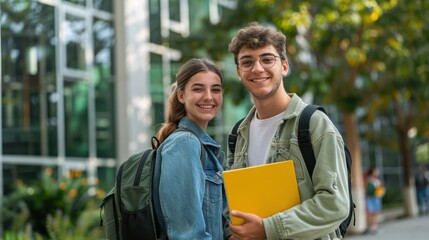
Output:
[223, 160, 301, 225]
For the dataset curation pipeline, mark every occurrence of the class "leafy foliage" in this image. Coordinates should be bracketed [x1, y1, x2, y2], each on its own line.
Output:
[45, 206, 104, 240]
[173, 0, 429, 148]
[2, 168, 105, 239]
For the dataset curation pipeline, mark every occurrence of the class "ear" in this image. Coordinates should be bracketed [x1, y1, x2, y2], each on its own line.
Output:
[177, 90, 185, 104]
[281, 59, 289, 76]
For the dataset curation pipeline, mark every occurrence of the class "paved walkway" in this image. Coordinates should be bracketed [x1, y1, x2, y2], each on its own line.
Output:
[345, 214, 429, 240]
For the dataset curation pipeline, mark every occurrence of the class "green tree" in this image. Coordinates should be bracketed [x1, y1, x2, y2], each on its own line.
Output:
[361, 0, 429, 215]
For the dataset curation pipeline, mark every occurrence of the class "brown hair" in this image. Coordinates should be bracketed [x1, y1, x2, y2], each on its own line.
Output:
[155, 58, 223, 143]
[228, 22, 287, 64]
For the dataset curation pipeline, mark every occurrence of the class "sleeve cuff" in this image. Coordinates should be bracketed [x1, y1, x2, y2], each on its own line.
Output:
[263, 215, 282, 240]
[223, 228, 232, 240]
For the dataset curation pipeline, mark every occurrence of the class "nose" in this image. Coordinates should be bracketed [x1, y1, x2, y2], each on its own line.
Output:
[251, 59, 264, 72]
[203, 89, 213, 100]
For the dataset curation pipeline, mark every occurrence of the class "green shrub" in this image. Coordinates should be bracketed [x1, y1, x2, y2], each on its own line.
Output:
[2, 168, 105, 239]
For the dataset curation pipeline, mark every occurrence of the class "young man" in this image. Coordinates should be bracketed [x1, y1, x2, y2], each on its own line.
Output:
[224, 22, 350, 240]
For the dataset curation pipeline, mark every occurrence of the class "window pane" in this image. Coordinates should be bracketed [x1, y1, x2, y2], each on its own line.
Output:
[149, 0, 161, 44]
[169, 0, 180, 21]
[97, 166, 116, 191]
[93, 0, 113, 13]
[64, 78, 89, 157]
[150, 53, 165, 131]
[188, 0, 208, 33]
[65, 14, 86, 70]
[93, 17, 115, 158]
[93, 18, 114, 78]
[1, 2, 57, 156]
[64, 0, 86, 6]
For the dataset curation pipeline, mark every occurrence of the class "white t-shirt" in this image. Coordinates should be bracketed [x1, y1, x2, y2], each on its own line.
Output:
[248, 111, 284, 167]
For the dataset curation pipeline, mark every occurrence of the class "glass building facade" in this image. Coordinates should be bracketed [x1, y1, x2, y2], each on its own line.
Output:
[0, 0, 240, 201]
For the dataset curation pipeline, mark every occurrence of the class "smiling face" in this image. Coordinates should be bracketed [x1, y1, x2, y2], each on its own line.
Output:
[236, 45, 288, 101]
[177, 71, 223, 130]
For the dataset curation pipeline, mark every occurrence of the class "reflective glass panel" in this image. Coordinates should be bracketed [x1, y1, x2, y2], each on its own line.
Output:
[94, 0, 113, 13]
[1, 2, 58, 156]
[64, 0, 86, 6]
[64, 78, 89, 157]
[65, 13, 86, 70]
[149, 53, 165, 131]
[169, 0, 180, 21]
[97, 166, 116, 191]
[149, 0, 161, 44]
[93, 17, 115, 158]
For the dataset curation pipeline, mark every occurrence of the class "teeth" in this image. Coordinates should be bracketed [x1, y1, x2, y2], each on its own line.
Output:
[199, 105, 214, 109]
[253, 78, 268, 82]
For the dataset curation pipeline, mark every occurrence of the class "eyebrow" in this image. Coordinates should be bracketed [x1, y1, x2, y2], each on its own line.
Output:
[238, 53, 277, 60]
[191, 83, 222, 88]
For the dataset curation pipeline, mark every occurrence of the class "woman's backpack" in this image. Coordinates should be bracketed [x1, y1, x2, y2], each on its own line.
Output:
[100, 128, 206, 240]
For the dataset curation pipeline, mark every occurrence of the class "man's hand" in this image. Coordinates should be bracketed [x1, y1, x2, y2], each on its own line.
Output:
[229, 210, 266, 240]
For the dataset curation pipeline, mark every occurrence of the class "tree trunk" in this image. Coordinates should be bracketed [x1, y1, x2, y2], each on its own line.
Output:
[342, 112, 367, 233]
[392, 96, 419, 217]
[396, 120, 419, 217]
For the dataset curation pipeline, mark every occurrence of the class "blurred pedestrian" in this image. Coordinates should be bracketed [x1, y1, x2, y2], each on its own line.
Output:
[415, 164, 429, 215]
[365, 167, 385, 235]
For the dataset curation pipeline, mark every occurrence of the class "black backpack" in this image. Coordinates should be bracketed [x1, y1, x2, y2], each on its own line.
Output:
[100, 128, 206, 240]
[228, 105, 355, 237]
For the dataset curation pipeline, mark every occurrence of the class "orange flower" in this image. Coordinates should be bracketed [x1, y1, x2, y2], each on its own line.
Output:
[60, 182, 67, 191]
[68, 188, 77, 198]
[96, 189, 106, 198]
[45, 167, 53, 176]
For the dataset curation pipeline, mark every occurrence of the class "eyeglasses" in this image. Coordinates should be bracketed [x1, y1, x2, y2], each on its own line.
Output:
[237, 54, 282, 72]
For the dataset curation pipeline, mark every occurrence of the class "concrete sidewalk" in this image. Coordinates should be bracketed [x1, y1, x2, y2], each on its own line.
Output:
[345, 214, 429, 240]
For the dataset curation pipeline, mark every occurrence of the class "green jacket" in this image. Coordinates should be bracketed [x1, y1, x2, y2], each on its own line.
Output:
[225, 94, 349, 240]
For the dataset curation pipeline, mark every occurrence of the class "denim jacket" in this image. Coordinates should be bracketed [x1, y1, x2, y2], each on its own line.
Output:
[225, 94, 349, 240]
[153, 117, 226, 240]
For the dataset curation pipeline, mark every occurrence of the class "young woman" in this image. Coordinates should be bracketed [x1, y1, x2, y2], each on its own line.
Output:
[152, 58, 226, 239]
[366, 167, 385, 234]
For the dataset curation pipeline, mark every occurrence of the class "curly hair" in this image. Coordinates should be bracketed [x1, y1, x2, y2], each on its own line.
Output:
[228, 22, 287, 64]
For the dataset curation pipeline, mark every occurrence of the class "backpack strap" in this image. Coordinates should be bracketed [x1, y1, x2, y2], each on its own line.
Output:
[298, 105, 327, 179]
[133, 148, 154, 186]
[299, 105, 356, 236]
[175, 128, 206, 167]
[228, 118, 244, 154]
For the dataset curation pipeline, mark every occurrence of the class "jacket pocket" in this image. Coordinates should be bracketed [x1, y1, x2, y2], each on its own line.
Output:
[204, 171, 223, 204]
[277, 139, 305, 181]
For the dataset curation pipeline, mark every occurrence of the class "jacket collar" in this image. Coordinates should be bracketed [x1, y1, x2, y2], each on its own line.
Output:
[240, 93, 305, 129]
[282, 93, 305, 120]
[178, 117, 220, 148]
